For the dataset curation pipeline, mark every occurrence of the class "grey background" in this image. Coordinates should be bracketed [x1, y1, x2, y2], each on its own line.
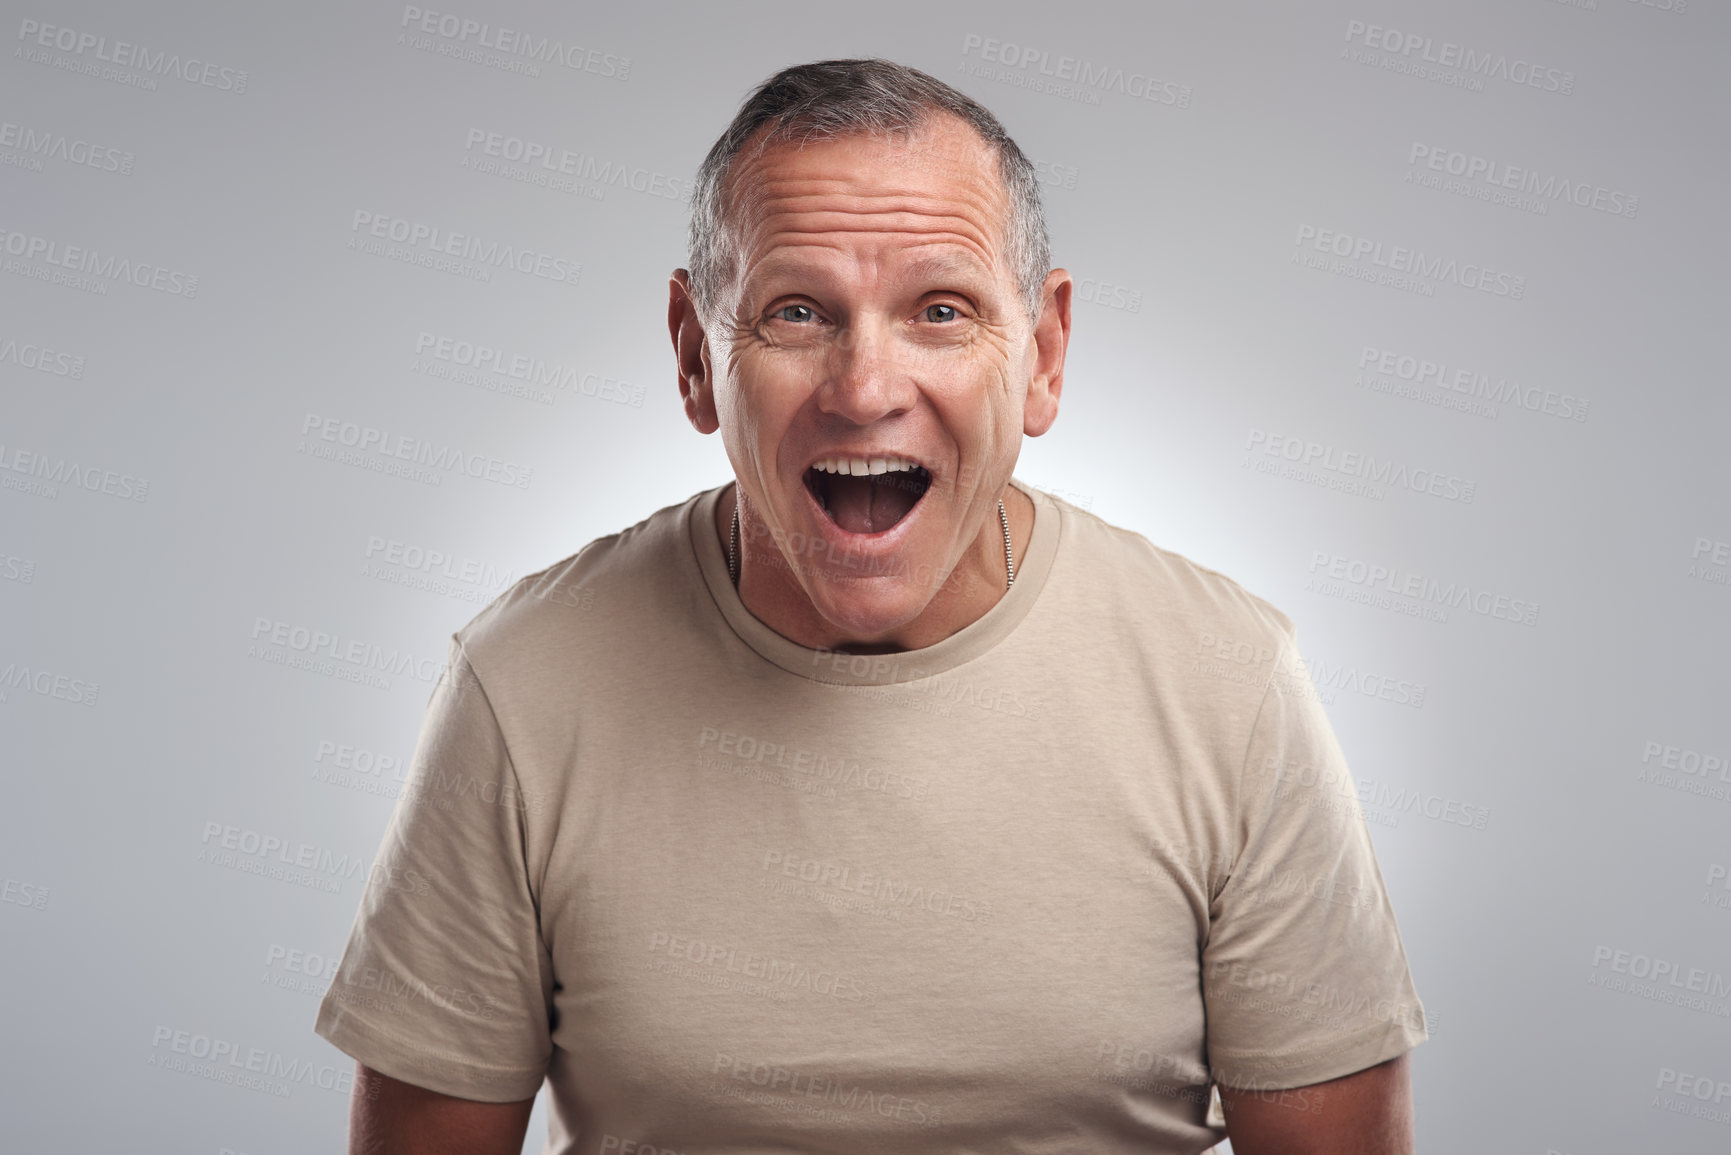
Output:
[3, 1, 1727, 1152]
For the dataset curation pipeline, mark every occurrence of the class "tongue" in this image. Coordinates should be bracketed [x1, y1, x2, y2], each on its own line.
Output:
[826, 474, 919, 534]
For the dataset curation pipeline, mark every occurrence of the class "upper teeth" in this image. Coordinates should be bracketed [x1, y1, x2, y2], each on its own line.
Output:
[813, 456, 919, 477]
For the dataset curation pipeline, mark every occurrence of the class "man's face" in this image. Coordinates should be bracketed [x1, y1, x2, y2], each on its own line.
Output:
[691, 114, 1059, 641]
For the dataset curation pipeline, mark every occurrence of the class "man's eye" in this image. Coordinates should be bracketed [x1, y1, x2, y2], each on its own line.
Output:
[923, 303, 959, 323]
[774, 304, 816, 323]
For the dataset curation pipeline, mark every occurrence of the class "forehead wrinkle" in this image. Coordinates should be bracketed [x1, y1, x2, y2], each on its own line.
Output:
[741, 231, 1003, 301]
[729, 124, 1003, 208]
[721, 124, 1014, 309]
[758, 218, 996, 267]
[758, 172, 1003, 207]
[753, 177, 1005, 234]
[739, 199, 1005, 286]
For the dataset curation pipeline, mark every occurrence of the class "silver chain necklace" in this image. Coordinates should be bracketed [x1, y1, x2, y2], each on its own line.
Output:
[728, 498, 1015, 590]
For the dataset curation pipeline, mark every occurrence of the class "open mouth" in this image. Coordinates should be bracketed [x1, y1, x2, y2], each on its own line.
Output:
[803, 457, 932, 535]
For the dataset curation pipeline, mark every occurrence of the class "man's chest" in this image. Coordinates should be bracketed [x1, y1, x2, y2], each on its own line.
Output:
[519, 685, 1233, 1144]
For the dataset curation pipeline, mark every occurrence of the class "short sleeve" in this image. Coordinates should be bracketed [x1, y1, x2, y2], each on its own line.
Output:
[314, 639, 553, 1102]
[1199, 641, 1428, 1090]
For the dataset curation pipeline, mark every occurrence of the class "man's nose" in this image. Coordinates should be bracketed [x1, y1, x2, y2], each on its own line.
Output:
[815, 319, 916, 425]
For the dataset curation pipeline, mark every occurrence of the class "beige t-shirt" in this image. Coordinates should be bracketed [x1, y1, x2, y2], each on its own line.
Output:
[315, 480, 1427, 1153]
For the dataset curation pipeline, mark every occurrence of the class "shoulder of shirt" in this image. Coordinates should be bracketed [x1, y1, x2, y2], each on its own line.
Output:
[1037, 487, 1297, 648]
[449, 489, 704, 670]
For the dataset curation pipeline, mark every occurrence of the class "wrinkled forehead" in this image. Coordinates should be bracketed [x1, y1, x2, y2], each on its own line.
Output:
[721, 115, 1014, 282]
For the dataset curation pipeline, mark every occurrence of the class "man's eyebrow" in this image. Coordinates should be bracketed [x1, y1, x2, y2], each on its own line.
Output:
[896, 253, 994, 285]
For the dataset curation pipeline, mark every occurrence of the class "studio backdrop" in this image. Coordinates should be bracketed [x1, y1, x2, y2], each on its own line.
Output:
[2, 1, 1726, 1152]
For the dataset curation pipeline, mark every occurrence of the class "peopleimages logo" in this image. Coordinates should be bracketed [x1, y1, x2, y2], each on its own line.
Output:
[249, 616, 450, 686]
[1294, 225, 1526, 299]
[1031, 157, 1080, 191]
[1341, 19, 1575, 95]
[462, 129, 685, 201]
[959, 34, 1192, 108]
[1356, 345, 1589, 422]
[16, 18, 249, 92]
[0, 120, 134, 174]
[398, 6, 629, 79]
[298, 412, 534, 489]
[647, 930, 871, 1001]
[349, 211, 580, 286]
[412, 331, 644, 407]
[1690, 536, 1731, 589]
[0, 442, 149, 502]
[363, 535, 514, 591]
[0, 226, 199, 296]
[0, 661, 100, 706]
[1408, 143, 1637, 219]
[1306, 551, 1540, 627]
[759, 849, 994, 923]
[1295, 653, 1426, 709]
[0, 336, 85, 378]
[1653, 1067, 1731, 1127]
[709, 1052, 944, 1127]
[1245, 428, 1477, 504]
[0, 551, 37, 584]
[148, 1026, 357, 1098]
[1591, 945, 1731, 999]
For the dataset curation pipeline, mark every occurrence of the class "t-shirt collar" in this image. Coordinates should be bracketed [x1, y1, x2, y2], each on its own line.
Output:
[688, 478, 1059, 685]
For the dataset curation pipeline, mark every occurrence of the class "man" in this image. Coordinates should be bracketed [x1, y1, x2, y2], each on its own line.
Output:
[315, 59, 1427, 1154]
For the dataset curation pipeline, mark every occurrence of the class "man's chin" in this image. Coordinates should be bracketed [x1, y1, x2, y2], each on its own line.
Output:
[798, 575, 945, 650]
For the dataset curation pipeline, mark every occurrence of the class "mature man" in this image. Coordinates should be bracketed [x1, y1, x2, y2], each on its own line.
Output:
[316, 59, 1427, 1154]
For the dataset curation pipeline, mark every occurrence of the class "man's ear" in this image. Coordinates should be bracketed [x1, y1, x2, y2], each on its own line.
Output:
[1024, 268, 1072, 437]
[669, 269, 718, 434]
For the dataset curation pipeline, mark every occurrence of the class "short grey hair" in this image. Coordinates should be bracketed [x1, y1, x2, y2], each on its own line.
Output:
[688, 58, 1051, 325]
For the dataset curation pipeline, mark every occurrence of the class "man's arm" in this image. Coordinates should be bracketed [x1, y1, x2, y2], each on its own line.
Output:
[1218, 1052, 1413, 1155]
[349, 1062, 536, 1155]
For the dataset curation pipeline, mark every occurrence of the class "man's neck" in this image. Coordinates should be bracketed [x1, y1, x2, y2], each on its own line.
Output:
[715, 481, 1034, 654]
